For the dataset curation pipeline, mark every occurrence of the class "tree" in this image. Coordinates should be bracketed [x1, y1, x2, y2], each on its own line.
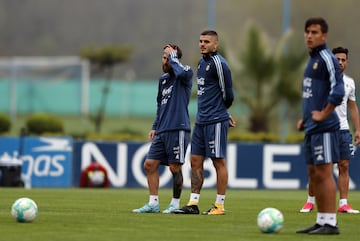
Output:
[80, 45, 132, 132]
[225, 24, 307, 133]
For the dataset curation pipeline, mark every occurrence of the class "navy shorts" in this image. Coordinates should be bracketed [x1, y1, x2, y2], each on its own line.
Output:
[191, 120, 229, 159]
[304, 131, 340, 165]
[147, 130, 190, 166]
[339, 130, 355, 161]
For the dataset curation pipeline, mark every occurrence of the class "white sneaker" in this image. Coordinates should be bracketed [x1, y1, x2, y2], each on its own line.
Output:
[132, 203, 160, 213]
[162, 204, 178, 214]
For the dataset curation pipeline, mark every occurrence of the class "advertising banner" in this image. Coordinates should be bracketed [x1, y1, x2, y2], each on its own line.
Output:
[2, 137, 360, 189]
[0, 137, 72, 188]
[72, 141, 360, 190]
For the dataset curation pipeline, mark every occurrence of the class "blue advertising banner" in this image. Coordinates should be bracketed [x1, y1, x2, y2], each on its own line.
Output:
[72, 141, 360, 190]
[0, 137, 73, 188]
[72, 141, 150, 187]
[2, 137, 360, 189]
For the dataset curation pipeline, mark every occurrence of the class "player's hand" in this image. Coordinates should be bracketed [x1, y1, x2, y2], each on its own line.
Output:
[354, 131, 360, 146]
[148, 130, 156, 141]
[311, 110, 325, 122]
[164, 44, 176, 56]
[296, 119, 304, 131]
[229, 115, 236, 127]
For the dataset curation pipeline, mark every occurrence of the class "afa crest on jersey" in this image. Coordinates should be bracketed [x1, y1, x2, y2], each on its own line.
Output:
[313, 62, 318, 70]
[206, 64, 210, 71]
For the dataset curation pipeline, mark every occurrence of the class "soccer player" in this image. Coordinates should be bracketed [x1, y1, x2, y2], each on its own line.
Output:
[132, 44, 193, 213]
[174, 30, 235, 215]
[300, 46, 360, 214]
[296, 17, 344, 235]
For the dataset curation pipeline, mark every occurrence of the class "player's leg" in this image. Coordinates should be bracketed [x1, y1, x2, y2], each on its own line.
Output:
[337, 159, 358, 213]
[313, 163, 337, 214]
[202, 121, 228, 215]
[338, 159, 349, 203]
[173, 125, 204, 214]
[300, 164, 315, 212]
[162, 163, 183, 214]
[213, 158, 228, 196]
[297, 132, 339, 234]
[162, 130, 189, 213]
[200, 157, 227, 215]
[132, 135, 165, 213]
[132, 158, 161, 213]
[170, 164, 183, 198]
[337, 130, 358, 213]
[145, 159, 161, 197]
[173, 154, 204, 214]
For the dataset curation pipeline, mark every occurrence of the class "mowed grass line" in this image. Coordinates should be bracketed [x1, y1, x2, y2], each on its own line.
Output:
[0, 188, 359, 241]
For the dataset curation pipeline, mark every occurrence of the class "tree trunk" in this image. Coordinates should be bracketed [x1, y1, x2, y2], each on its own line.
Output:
[249, 113, 269, 133]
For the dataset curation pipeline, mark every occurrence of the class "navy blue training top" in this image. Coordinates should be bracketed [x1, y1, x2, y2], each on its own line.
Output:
[195, 52, 234, 125]
[302, 44, 344, 135]
[151, 52, 193, 134]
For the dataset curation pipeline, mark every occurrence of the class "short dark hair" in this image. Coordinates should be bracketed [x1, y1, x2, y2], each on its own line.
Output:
[305, 17, 328, 33]
[200, 29, 218, 40]
[332, 46, 349, 57]
[164, 43, 182, 59]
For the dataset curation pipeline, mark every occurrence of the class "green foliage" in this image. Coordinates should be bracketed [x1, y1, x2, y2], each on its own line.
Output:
[285, 132, 305, 143]
[228, 131, 304, 143]
[68, 126, 147, 141]
[80, 45, 133, 133]
[85, 133, 146, 142]
[0, 113, 11, 134]
[226, 24, 307, 133]
[79, 45, 132, 69]
[229, 131, 281, 143]
[25, 113, 64, 135]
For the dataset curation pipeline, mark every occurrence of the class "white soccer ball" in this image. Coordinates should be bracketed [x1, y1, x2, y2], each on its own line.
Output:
[11, 197, 38, 222]
[257, 207, 284, 233]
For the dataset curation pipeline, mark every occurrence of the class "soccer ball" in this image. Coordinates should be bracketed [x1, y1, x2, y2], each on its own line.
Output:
[11, 197, 38, 222]
[257, 207, 284, 233]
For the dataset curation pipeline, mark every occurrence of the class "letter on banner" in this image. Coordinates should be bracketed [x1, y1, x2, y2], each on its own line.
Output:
[227, 144, 258, 188]
[81, 142, 127, 187]
[263, 144, 300, 189]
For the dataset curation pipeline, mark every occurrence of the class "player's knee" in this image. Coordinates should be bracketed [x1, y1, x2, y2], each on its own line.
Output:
[169, 164, 182, 173]
[338, 160, 349, 171]
[144, 160, 157, 172]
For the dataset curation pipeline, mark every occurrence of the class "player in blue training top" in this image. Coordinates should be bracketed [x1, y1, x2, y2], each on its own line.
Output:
[296, 17, 344, 235]
[174, 30, 235, 215]
[300, 46, 360, 214]
[132, 44, 193, 214]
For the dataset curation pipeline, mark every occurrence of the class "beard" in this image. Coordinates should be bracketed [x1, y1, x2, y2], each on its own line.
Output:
[162, 63, 171, 73]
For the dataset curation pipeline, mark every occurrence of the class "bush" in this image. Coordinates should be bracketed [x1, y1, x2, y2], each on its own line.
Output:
[85, 127, 146, 141]
[0, 113, 11, 134]
[228, 131, 304, 143]
[25, 113, 64, 135]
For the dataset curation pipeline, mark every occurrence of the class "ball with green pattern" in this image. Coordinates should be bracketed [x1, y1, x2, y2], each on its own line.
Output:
[257, 207, 284, 233]
[11, 197, 38, 222]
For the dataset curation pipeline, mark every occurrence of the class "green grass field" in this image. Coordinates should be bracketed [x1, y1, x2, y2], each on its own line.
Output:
[1, 188, 358, 241]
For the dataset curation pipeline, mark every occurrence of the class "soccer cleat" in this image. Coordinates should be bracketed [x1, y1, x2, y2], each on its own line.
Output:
[337, 204, 360, 214]
[173, 205, 200, 214]
[162, 204, 178, 214]
[300, 202, 314, 213]
[308, 224, 340, 235]
[132, 203, 160, 213]
[296, 223, 322, 233]
[202, 204, 225, 215]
